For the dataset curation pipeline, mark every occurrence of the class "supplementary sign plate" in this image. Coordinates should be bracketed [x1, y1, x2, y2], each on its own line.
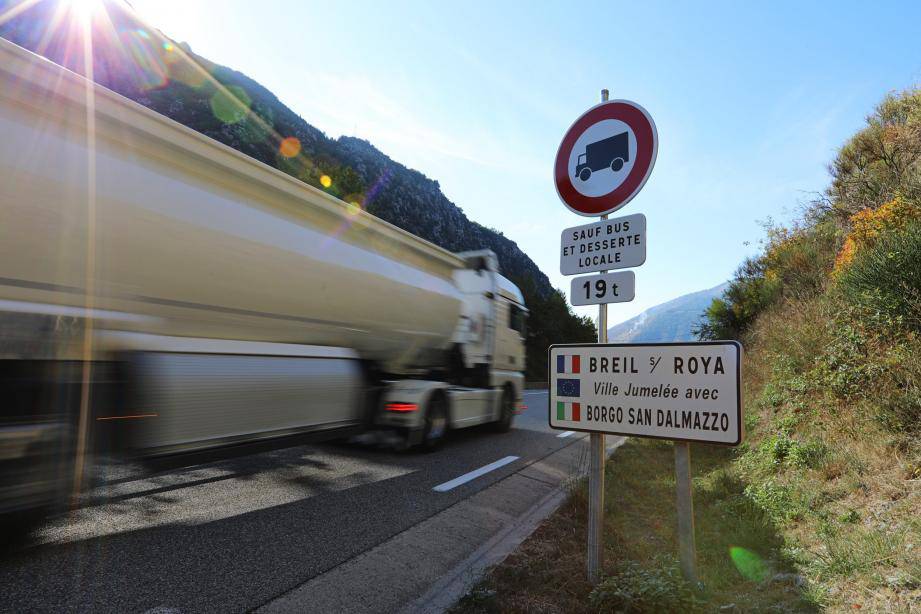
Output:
[560, 213, 645, 275]
[548, 342, 743, 445]
[570, 271, 635, 306]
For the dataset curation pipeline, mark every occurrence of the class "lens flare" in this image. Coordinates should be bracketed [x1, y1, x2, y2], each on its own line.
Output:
[119, 28, 168, 90]
[210, 85, 251, 124]
[279, 136, 301, 158]
[320, 174, 332, 188]
[164, 50, 206, 88]
[345, 199, 363, 217]
[729, 546, 770, 582]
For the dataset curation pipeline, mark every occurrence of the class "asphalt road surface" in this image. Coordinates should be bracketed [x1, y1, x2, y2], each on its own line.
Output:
[0, 390, 586, 613]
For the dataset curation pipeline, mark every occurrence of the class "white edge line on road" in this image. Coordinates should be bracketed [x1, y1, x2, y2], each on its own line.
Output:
[405, 436, 628, 614]
[432, 456, 520, 493]
[556, 431, 575, 438]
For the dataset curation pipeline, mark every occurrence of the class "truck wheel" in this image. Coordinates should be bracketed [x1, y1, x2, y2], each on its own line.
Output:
[578, 168, 592, 181]
[420, 394, 448, 452]
[611, 158, 624, 172]
[492, 388, 514, 433]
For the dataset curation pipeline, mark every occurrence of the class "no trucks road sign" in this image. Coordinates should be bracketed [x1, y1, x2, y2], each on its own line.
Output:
[548, 341, 743, 445]
[554, 100, 658, 217]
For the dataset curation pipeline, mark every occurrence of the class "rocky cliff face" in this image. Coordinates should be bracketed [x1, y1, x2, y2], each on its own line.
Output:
[334, 136, 556, 290]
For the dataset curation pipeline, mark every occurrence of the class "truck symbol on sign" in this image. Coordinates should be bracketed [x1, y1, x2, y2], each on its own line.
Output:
[575, 132, 629, 181]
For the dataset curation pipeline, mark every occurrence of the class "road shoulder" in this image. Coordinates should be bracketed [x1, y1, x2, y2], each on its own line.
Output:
[257, 435, 623, 614]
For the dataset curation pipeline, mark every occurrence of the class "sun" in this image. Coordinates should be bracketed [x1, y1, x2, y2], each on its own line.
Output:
[122, 0, 202, 46]
[65, 0, 103, 20]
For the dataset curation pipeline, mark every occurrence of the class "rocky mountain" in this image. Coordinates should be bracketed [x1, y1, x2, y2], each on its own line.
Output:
[607, 282, 729, 343]
[0, 0, 595, 379]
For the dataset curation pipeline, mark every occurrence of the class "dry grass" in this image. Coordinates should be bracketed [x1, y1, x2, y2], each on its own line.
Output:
[453, 439, 813, 613]
[736, 295, 921, 612]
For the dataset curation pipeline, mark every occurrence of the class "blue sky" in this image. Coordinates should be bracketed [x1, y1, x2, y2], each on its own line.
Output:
[129, 0, 921, 325]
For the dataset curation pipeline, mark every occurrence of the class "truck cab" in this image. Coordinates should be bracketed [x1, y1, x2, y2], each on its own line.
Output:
[376, 251, 527, 448]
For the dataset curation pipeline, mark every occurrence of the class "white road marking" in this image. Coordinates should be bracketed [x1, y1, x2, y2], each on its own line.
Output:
[556, 431, 575, 438]
[433, 456, 520, 492]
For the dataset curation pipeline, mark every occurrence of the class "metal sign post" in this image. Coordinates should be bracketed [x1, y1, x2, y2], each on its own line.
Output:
[553, 88, 658, 585]
[585, 88, 610, 586]
[674, 441, 698, 584]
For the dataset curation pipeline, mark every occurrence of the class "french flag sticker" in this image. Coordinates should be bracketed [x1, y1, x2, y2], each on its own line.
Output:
[556, 354, 581, 375]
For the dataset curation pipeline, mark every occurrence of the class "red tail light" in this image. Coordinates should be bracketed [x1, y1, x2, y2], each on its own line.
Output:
[385, 402, 418, 412]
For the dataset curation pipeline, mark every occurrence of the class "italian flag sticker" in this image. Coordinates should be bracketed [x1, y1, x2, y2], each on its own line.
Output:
[557, 401, 581, 421]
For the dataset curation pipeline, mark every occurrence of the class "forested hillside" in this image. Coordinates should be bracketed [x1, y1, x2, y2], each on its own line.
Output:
[0, 0, 595, 380]
[696, 89, 921, 610]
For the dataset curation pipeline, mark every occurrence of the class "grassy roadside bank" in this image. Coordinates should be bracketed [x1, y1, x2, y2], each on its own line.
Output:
[453, 298, 921, 613]
[453, 437, 815, 613]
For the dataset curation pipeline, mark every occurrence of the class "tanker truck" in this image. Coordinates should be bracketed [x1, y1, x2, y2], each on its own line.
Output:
[0, 39, 526, 523]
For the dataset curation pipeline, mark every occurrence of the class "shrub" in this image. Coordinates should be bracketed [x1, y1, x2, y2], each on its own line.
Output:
[787, 439, 827, 469]
[744, 480, 804, 524]
[588, 556, 703, 612]
[876, 386, 921, 434]
[763, 434, 796, 465]
[760, 435, 827, 469]
[829, 88, 921, 217]
[696, 258, 781, 340]
[834, 196, 921, 273]
[836, 221, 921, 329]
[696, 221, 837, 341]
[762, 220, 838, 298]
[811, 316, 879, 398]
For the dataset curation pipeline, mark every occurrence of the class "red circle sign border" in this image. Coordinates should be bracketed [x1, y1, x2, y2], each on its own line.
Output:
[554, 100, 658, 217]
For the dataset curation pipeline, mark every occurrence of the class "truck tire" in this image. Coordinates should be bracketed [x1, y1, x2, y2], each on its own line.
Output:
[420, 393, 448, 452]
[578, 168, 592, 181]
[0, 510, 43, 547]
[611, 158, 624, 172]
[0, 424, 75, 546]
[492, 388, 514, 433]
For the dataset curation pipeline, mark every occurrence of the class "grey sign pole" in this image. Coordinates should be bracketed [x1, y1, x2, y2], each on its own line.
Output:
[674, 441, 698, 584]
[586, 88, 610, 585]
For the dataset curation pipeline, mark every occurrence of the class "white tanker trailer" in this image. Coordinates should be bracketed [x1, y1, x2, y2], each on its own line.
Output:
[0, 39, 526, 522]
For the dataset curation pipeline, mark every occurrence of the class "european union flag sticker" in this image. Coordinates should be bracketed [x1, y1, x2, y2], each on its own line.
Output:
[557, 378, 580, 398]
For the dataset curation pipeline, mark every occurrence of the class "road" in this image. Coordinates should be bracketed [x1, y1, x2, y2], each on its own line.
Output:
[0, 390, 593, 613]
